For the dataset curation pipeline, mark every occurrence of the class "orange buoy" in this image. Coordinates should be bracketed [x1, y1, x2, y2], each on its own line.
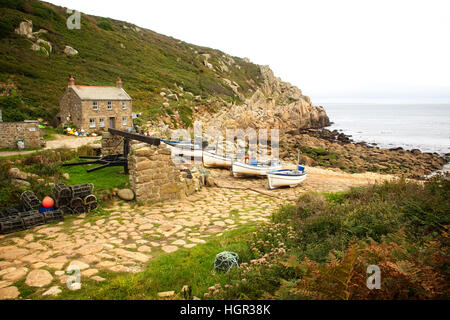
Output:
[42, 196, 54, 208]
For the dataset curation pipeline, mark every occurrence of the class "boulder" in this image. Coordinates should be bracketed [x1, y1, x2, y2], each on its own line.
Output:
[167, 93, 179, 101]
[11, 179, 30, 188]
[8, 168, 27, 180]
[118, 189, 134, 201]
[64, 45, 79, 56]
[15, 20, 33, 39]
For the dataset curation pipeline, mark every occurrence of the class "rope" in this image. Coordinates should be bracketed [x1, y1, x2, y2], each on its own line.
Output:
[214, 251, 239, 272]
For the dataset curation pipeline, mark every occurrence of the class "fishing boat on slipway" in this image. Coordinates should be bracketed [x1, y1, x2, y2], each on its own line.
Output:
[266, 165, 307, 189]
[202, 149, 234, 168]
[161, 139, 205, 159]
[232, 157, 283, 177]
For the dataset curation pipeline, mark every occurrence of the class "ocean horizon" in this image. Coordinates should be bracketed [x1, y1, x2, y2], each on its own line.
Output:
[321, 103, 450, 157]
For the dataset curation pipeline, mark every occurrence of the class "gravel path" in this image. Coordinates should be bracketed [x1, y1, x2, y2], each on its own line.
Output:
[0, 135, 101, 157]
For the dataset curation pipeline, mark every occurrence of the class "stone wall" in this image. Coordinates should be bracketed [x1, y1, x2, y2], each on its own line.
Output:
[101, 132, 124, 155]
[58, 88, 82, 127]
[128, 143, 200, 203]
[0, 121, 43, 149]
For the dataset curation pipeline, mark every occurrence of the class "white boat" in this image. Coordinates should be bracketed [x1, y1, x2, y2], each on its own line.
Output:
[232, 159, 283, 177]
[267, 166, 307, 189]
[202, 150, 234, 168]
[163, 141, 203, 159]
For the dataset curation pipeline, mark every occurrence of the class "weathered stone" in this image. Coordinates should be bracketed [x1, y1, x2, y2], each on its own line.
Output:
[0, 280, 13, 289]
[2, 267, 28, 282]
[158, 291, 175, 297]
[114, 249, 151, 263]
[64, 45, 78, 56]
[25, 269, 53, 288]
[68, 260, 90, 271]
[0, 286, 20, 300]
[137, 245, 151, 253]
[91, 276, 106, 282]
[42, 286, 62, 297]
[118, 189, 134, 201]
[0, 247, 29, 260]
[76, 244, 103, 255]
[162, 245, 178, 253]
[82, 269, 98, 277]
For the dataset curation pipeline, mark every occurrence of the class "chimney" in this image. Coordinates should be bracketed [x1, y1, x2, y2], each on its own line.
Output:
[116, 77, 122, 89]
[68, 75, 75, 87]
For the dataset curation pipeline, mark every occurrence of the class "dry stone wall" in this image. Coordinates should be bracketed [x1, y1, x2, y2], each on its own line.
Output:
[0, 121, 43, 149]
[128, 143, 199, 203]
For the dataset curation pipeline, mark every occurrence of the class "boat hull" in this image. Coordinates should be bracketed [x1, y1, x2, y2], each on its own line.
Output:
[203, 151, 233, 168]
[232, 162, 282, 177]
[267, 171, 307, 189]
[164, 143, 203, 159]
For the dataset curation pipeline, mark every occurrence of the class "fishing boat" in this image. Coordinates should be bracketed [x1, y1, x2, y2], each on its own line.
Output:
[202, 150, 234, 168]
[164, 142, 203, 159]
[161, 139, 207, 160]
[232, 158, 283, 177]
[267, 165, 307, 190]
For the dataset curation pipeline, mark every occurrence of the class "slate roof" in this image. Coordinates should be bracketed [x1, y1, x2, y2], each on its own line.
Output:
[71, 85, 132, 101]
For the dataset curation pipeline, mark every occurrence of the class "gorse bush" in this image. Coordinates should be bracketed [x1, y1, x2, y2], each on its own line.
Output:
[215, 177, 450, 300]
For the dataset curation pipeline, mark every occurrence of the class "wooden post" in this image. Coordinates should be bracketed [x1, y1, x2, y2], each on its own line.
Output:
[123, 137, 130, 174]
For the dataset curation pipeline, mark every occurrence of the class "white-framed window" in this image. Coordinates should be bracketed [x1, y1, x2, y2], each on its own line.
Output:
[122, 116, 128, 126]
[122, 101, 127, 110]
[93, 101, 98, 111]
[99, 118, 105, 128]
[89, 118, 96, 128]
[107, 101, 113, 110]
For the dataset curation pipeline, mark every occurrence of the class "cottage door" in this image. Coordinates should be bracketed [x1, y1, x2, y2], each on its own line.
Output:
[109, 117, 115, 129]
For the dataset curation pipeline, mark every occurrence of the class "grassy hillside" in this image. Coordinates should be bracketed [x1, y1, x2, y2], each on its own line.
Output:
[0, 0, 263, 126]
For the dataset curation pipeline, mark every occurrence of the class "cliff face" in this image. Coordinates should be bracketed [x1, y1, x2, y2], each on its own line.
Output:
[196, 65, 330, 133]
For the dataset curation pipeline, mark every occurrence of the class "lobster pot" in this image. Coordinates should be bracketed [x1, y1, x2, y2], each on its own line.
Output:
[70, 184, 94, 199]
[20, 191, 40, 211]
[42, 209, 64, 223]
[53, 183, 72, 199]
[59, 206, 74, 216]
[55, 197, 71, 209]
[87, 202, 98, 212]
[83, 194, 97, 206]
[20, 210, 45, 229]
[70, 197, 83, 208]
[72, 206, 86, 214]
[0, 208, 19, 219]
[0, 216, 24, 234]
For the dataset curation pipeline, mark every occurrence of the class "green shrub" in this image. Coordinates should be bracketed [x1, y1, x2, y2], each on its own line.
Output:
[97, 19, 113, 31]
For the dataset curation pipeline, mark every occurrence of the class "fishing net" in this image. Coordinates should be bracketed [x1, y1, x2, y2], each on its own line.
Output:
[214, 251, 239, 272]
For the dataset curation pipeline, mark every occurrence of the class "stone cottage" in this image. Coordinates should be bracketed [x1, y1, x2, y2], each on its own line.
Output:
[58, 76, 133, 131]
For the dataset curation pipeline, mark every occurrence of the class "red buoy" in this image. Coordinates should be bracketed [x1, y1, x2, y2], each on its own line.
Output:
[42, 196, 54, 208]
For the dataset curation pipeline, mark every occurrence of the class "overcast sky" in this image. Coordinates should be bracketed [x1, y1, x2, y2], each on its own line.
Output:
[47, 0, 450, 103]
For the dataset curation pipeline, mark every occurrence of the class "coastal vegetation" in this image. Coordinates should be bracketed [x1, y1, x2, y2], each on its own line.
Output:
[27, 175, 449, 300]
[0, 0, 263, 126]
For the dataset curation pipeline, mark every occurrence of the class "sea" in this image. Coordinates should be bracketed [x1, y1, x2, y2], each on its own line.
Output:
[322, 103, 450, 172]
